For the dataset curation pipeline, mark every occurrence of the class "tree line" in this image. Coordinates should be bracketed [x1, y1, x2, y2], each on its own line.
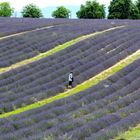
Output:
[0, 0, 140, 19]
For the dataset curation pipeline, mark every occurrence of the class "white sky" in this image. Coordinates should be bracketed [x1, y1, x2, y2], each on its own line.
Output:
[0, 0, 111, 10]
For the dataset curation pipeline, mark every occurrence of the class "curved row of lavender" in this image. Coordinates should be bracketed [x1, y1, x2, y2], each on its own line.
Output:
[0, 18, 126, 37]
[0, 17, 71, 37]
[0, 19, 126, 67]
[0, 26, 139, 114]
[0, 54, 139, 140]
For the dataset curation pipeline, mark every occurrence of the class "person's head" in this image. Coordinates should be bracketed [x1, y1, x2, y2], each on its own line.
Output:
[70, 72, 73, 74]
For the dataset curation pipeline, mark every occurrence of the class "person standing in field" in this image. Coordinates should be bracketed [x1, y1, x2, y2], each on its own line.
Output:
[68, 72, 74, 89]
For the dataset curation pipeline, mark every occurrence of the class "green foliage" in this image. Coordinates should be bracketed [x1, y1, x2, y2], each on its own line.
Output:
[108, 0, 140, 19]
[52, 6, 70, 18]
[21, 4, 43, 18]
[0, 2, 14, 17]
[76, 0, 105, 19]
[136, 0, 140, 16]
[129, 3, 140, 19]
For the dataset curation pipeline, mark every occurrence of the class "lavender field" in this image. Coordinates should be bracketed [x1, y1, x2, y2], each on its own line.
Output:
[0, 17, 140, 140]
[0, 18, 125, 67]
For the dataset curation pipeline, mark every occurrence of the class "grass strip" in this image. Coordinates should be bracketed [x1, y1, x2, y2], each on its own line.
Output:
[0, 49, 139, 118]
[0, 26, 125, 75]
[115, 124, 140, 140]
[0, 26, 54, 40]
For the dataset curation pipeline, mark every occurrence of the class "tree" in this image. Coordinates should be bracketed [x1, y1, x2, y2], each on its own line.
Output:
[21, 4, 43, 18]
[0, 2, 14, 17]
[136, 0, 140, 12]
[52, 6, 70, 18]
[76, 0, 105, 19]
[108, 0, 140, 19]
[129, 3, 140, 19]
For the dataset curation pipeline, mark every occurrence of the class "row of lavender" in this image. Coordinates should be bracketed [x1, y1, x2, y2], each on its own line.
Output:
[0, 17, 72, 37]
[0, 56, 139, 140]
[0, 18, 130, 37]
[0, 19, 123, 67]
[0, 26, 139, 114]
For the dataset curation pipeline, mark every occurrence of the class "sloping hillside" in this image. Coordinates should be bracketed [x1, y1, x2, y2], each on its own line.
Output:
[0, 17, 140, 140]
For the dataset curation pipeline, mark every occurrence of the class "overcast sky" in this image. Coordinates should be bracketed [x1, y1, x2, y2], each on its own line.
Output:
[0, 0, 111, 10]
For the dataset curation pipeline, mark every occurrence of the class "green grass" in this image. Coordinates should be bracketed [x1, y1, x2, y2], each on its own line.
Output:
[0, 49, 139, 118]
[115, 124, 140, 140]
[0, 26, 125, 75]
